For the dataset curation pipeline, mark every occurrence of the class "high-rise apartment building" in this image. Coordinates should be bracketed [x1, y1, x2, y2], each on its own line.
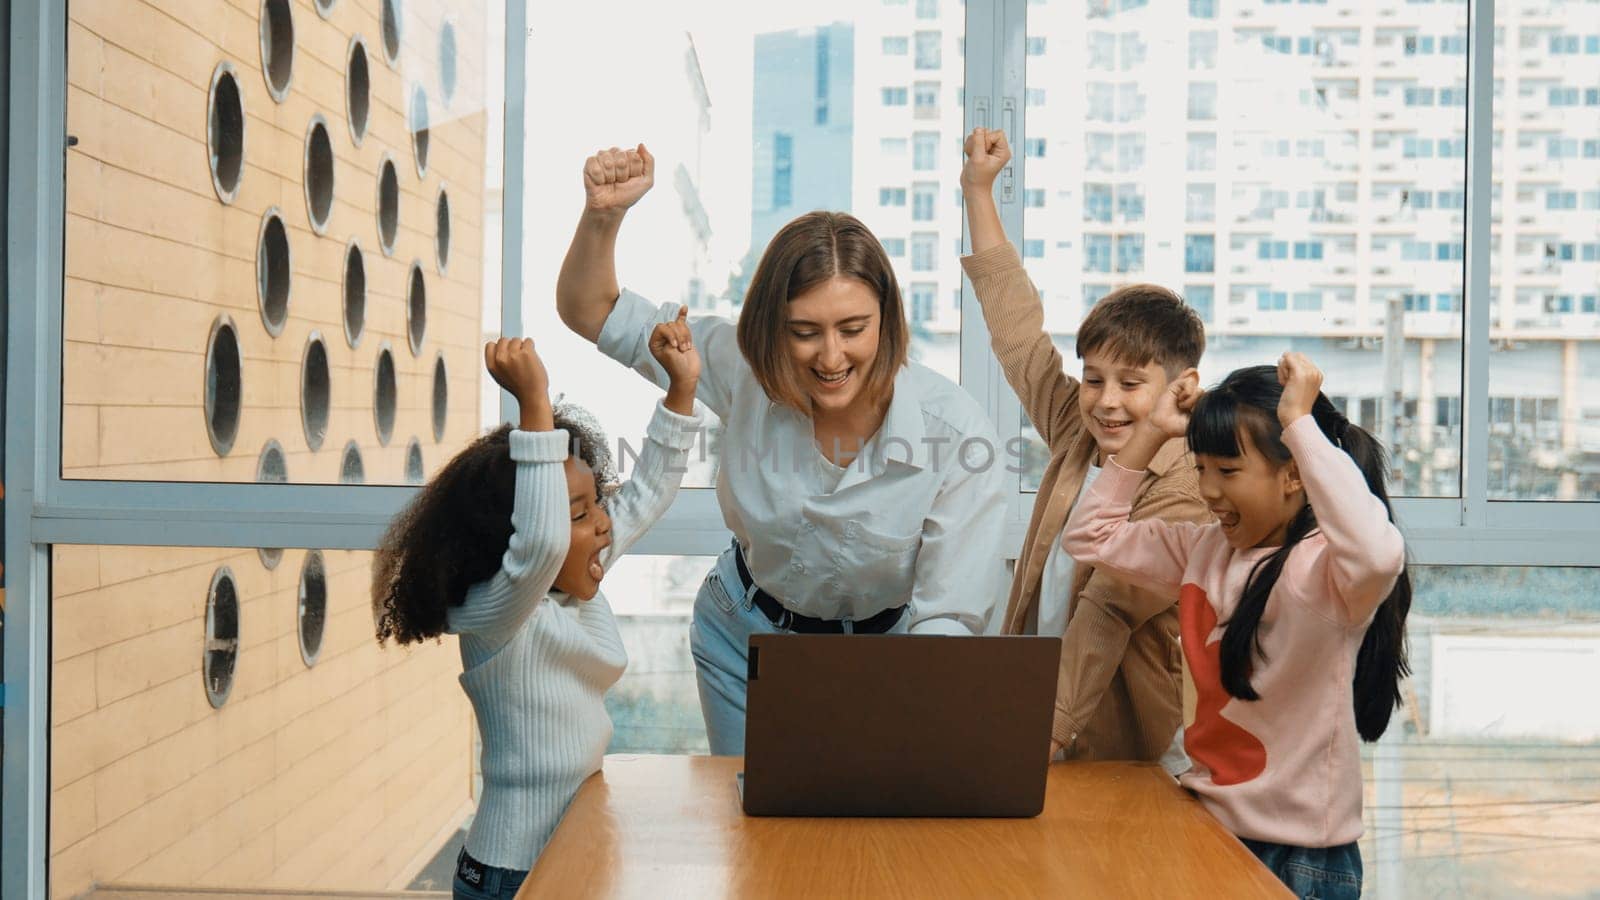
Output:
[747, 23, 858, 290]
[745, 0, 1597, 500]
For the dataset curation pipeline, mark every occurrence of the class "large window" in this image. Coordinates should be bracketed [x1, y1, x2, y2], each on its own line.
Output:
[1488, 1, 1600, 500]
[1354, 565, 1600, 895]
[915, 30, 942, 69]
[60, 0, 506, 485]
[1021, 0, 1477, 501]
[38, 4, 512, 894]
[8, 3, 1599, 898]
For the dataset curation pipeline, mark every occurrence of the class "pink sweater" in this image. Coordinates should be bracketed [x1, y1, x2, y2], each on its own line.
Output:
[1063, 416, 1406, 847]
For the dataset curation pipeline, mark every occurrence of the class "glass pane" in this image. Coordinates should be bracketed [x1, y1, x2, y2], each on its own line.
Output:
[523, 2, 964, 488]
[50, 545, 473, 894]
[63, 1, 505, 483]
[1361, 565, 1600, 896]
[600, 554, 719, 755]
[49, 545, 713, 896]
[1021, 0, 1467, 497]
[1487, 0, 1600, 501]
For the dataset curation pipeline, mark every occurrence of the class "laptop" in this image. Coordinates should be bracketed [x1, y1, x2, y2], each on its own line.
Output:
[738, 633, 1062, 818]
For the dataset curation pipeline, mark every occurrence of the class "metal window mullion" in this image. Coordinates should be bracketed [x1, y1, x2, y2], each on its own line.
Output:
[963, 0, 1030, 528]
[4, 0, 66, 894]
[31, 500, 411, 551]
[1460, 0, 1496, 528]
[1485, 500, 1600, 531]
[597, 514, 1600, 566]
[45, 478, 415, 516]
[960, 0, 1001, 439]
[39, 41, 66, 521]
[1000, 0, 1027, 529]
[1394, 500, 1598, 565]
[32, 515, 395, 551]
[500, 0, 527, 428]
[1405, 527, 1597, 567]
[1391, 496, 1465, 530]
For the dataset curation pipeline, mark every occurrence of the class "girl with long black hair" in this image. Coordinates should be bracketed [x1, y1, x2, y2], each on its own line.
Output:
[1063, 352, 1410, 900]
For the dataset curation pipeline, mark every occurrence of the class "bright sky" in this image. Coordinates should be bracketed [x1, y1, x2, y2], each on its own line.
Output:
[513, 1, 871, 449]
[524, 0, 868, 280]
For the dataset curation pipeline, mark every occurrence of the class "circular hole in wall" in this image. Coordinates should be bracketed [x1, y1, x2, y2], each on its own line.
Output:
[298, 550, 328, 666]
[204, 567, 241, 709]
[374, 343, 397, 446]
[301, 332, 331, 451]
[346, 35, 370, 145]
[257, 208, 291, 335]
[381, 0, 402, 67]
[440, 20, 458, 105]
[376, 155, 399, 255]
[339, 440, 365, 483]
[409, 86, 430, 177]
[207, 63, 245, 204]
[314, 0, 337, 18]
[343, 239, 366, 347]
[205, 315, 242, 456]
[432, 354, 448, 443]
[303, 116, 335, 234]
[259, 0, 295, 102]
[405, 438, 424, 484]
[406, 262, 427, 356]
[435, 186, 451, 273]
[256, 439, 288, 568]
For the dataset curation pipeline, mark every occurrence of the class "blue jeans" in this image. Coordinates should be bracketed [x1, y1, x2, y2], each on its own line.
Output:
[452, 847, 527, 900]
[1241, 838, 1362, 900]
[689, 542, 910, 755]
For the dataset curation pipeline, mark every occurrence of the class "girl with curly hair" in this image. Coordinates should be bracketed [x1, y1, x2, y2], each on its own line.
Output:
[372, 317, 702, 899]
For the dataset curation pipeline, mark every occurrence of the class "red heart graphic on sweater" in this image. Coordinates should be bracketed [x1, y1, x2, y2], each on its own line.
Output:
[1180, 583, 1267, 786]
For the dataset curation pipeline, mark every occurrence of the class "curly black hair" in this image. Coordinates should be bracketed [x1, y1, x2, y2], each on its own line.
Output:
[372, 402, 618, 646]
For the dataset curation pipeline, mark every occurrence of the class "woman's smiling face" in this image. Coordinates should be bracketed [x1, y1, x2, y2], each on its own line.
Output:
[784, 276, 883, 416]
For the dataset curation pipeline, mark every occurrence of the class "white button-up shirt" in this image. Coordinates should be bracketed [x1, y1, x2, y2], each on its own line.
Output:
[598, 289, 1010, 635]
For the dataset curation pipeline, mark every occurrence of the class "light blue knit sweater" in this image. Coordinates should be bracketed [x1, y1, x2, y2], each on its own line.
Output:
[446, 400, 702, 870]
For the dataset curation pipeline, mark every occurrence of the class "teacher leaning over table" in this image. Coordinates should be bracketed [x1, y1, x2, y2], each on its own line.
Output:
[555, 143, 1010, 755]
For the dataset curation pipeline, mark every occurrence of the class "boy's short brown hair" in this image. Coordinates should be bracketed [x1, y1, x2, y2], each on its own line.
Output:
[1075, 283, 1205, 374]
[737, 211, 909, 410]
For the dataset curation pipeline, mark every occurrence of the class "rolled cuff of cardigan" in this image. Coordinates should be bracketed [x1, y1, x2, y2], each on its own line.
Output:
[1051, 710, 1085, 752]
[958, 242, 1024, 281]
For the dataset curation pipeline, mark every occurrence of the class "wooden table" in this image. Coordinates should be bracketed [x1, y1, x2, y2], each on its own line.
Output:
[520, 755, 1290, 898]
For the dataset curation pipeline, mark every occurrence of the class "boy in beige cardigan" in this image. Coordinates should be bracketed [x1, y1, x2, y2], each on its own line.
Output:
[960, 127, 1212, 765]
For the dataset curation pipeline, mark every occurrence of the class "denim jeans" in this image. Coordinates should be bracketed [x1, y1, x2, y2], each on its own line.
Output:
[689, 542, 910, 755]
[452, 847, 527, 900]
[1241, 837, 1362, 900]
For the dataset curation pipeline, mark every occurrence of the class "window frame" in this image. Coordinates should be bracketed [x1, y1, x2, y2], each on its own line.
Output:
[5, 2, 1599, 894]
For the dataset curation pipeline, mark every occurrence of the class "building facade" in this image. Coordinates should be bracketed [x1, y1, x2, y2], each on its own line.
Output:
[740, 0, 1598, 500]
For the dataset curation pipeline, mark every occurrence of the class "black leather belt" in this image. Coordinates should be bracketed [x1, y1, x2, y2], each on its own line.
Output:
[732, 541, 905, 634]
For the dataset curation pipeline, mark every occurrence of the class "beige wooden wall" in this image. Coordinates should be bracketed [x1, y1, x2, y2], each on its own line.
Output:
[63, 0, 489, 483]
[49, 0, 498, 895]
[50, 546, 472, 896]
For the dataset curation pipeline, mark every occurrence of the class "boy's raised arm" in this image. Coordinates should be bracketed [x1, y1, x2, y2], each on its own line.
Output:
[961, 127, 1010, 254]
[960, 127, 1081, 452]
